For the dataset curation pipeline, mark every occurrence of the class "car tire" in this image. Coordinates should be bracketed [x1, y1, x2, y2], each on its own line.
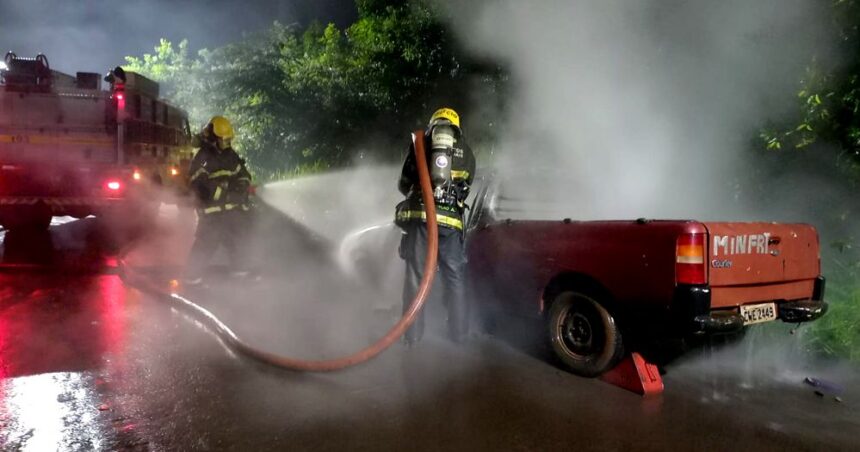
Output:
[1, 204, 52, 231]
[547, 290, 624, 377]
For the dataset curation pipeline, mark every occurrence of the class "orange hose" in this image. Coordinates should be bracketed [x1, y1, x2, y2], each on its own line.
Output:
[122, 130, 438, 371]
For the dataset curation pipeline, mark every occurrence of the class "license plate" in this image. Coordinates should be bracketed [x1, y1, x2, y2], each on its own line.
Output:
[740, 302, 777, 325]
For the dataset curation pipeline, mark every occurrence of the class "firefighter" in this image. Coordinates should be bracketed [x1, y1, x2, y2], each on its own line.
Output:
[184, 115, 254, 285]
[395, 107, 476, 345]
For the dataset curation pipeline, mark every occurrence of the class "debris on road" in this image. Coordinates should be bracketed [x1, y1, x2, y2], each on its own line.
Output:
[804, 377, 844, 394]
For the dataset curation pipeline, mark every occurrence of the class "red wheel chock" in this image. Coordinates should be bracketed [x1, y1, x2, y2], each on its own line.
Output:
[599, 352, 664, 396]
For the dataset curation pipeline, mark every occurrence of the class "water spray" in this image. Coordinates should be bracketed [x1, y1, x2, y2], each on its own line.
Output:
[121, 130, 439, 371]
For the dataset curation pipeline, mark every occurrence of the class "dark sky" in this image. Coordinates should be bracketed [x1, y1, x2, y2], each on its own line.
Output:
[0, 0, 357, 74]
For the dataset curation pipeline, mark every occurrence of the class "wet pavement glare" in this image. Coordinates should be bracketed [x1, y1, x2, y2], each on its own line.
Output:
[0, 208, 858, 451]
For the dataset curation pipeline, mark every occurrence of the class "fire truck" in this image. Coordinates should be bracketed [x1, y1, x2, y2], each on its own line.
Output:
[0, 52, 193, 231]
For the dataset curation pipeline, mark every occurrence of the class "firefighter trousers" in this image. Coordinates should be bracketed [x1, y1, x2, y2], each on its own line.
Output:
[185, 209, 250, 279]
[400, 222, 469, 343]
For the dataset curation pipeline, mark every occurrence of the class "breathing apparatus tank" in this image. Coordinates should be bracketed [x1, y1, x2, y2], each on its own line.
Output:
[429, 125, 456, 202]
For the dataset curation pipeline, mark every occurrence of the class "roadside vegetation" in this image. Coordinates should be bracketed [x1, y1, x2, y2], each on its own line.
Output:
[754, 0, 860, 361]
[125, 0, 858, 362]
[123, 0, 507, 180]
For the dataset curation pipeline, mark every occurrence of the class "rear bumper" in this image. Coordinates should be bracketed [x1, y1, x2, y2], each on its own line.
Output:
[779, 299, 828, 323]
[673, 276, 827, 334]
[0, 196, 125, 206]
[693, 311, 744, 333]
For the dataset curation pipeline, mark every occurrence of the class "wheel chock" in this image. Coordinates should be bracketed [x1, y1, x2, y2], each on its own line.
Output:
[599, 352, 664, 396]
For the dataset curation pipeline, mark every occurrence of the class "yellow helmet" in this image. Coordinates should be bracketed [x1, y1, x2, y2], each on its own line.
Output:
[209, 115, 234, 140]
[428, 107, 460, 131]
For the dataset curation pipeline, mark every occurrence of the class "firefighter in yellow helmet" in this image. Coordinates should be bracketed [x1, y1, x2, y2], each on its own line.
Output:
[395, 107, 476, 345]
[184, 115, 255, 285]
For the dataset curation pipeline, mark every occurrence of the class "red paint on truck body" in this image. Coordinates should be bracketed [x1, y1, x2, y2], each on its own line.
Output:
[464, 179, 822, 322]
[468, 219, 710, 315]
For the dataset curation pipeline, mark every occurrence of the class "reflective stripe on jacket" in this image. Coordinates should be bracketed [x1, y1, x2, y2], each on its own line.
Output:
[396, 209, 464, 230]
[203, 203, 251, 215]
[188, 143, 253, 215]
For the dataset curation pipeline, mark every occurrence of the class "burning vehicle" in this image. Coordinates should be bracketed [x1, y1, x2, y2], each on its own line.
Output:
[342, 170, 827, 377]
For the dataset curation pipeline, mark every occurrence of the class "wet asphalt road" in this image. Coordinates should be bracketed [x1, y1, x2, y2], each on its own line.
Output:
[0, 208, 859, 451]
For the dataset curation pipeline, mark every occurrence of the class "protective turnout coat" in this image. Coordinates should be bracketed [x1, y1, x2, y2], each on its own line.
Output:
[396, 133, 476, 231]
[188, 142, 252, 215]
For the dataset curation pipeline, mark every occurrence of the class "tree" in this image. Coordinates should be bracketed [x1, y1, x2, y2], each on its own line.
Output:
[123, 0, 508, 179]
[760, 0, 860, 183]
[756, 0, 860, 362]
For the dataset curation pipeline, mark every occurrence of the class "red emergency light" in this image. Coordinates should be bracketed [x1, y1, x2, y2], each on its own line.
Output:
[105, 180, 122, 191]
[115, 92, 125, 111]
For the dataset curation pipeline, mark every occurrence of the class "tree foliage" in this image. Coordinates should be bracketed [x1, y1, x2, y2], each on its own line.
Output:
[124, 0, 507, 179]
[759, 0, 860, 182]
[754, 0, 860, 361]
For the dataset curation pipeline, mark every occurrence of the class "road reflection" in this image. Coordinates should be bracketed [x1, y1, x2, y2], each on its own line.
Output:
[0, 218, 131, 450]
[0, 373, 109, 451]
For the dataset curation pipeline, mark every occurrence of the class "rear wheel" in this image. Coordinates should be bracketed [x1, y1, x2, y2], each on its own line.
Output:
[547, 290, 624, 377]
[0, 204, 52, 231]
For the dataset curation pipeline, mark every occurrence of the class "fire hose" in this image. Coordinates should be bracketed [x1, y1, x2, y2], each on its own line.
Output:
[120, 130, 438, 371]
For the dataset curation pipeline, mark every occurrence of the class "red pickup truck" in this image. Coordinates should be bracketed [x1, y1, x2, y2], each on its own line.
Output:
[465, 174, 827, 377]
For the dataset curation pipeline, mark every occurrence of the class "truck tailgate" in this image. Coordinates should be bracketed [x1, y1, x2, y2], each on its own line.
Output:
[705, 222, 820, 308]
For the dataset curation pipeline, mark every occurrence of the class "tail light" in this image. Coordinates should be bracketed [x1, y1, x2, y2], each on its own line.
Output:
[676, 233, 707, 285]
[105, 180, 122, 192]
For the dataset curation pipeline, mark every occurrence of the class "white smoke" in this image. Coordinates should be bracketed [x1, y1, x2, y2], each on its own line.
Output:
[450, 0, 834, 221]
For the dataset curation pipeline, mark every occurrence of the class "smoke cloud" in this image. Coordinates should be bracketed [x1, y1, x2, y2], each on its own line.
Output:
[449, 0, 834, 221]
